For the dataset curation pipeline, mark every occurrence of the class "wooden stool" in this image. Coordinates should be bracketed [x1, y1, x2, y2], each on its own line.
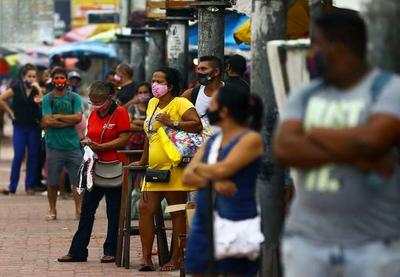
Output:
[116, 158, 171, 269]
[115, 150, 143, 267]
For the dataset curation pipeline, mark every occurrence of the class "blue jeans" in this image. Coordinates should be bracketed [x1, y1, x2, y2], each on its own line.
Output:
[283, 235, 400, 277]
[68, 186, 122, 259]
[9, 126, 41, 192]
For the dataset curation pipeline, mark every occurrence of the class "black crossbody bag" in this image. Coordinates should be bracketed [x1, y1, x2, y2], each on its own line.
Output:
[145, 101, 171, 183]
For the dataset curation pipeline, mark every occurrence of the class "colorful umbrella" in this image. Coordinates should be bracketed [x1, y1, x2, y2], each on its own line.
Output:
[64, 23, 120, 42]
[88, 27, 131, 43]
[49, 41, 117, 58]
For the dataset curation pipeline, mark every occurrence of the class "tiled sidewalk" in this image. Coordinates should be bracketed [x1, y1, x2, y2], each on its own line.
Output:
[0, 123, 178, 277]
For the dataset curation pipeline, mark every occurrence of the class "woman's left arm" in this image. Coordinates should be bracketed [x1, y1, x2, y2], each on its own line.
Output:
[156, 107, 202, 133]
[194, 132, 264, 181]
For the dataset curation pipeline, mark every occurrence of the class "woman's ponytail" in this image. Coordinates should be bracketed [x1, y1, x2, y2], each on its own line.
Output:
[248, 94, 263, 131]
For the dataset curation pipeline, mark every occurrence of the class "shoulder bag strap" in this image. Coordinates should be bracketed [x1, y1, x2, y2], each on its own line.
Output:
[191, 85, 201, 105]
[147, 100, 159, 132]
[99, 111, 116, 143]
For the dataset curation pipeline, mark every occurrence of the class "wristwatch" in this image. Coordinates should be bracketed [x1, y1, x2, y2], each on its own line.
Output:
[173, 121, 180, 127]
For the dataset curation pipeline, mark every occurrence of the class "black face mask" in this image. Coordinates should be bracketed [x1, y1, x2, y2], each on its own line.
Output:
[206, 108, 221, 125]
[198, 72, 214, 86]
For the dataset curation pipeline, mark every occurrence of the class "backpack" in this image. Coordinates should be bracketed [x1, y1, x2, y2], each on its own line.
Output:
[48, 89, 75, 114]
[190, 85, 202, 105]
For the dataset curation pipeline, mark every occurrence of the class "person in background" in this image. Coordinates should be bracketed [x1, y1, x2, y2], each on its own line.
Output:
[274, 10, 400, 277]
[135, 67, 202, 271]
[37, 67, 52, 94]
[68, 71, 82, 94]
[127, 82, 152, 150]
[42, 67, 83, 220]
[0, 63, 43, 195]
[58, 80, 130, 263]
[182, 56, 223, 119]
[115, 63, 137, 105]
[224, 54, 250, 93]
[104, 70, 118, 86]
[183, 84, 264, 276]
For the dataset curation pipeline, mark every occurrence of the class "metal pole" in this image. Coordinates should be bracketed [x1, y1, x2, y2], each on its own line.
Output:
[364, 0, 400, 73]
[166, 17, 190, 88]
[251, 0, 288, 276]
[144, 20, 167, 82]
[115, 35, 131, 63]
[130, 29, 146, 82]
[193, 1, 227, 63]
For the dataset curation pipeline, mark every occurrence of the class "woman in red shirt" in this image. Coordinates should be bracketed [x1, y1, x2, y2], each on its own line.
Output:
[58, 81, 130, 263]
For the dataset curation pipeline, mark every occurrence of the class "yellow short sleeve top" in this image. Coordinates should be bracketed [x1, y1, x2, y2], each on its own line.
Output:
[143, 97, 196, 191]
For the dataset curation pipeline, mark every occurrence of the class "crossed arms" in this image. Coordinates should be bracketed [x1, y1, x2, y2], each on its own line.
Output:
[42, 113, 82, 128]
[273, 113, 400, 174]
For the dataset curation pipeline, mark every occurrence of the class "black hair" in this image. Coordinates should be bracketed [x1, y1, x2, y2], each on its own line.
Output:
[226, 55, 247, 76]
[135, 81, 152, 94]
[217, 84, 263, 131]
[314, 9, 367, 59]
[117, 63, 134, 78]
[51, 66, 67, 78]
[89, 80, 116, 98]
[199, 55, 223, 75]
[20, 63, 36, 77]
[154, 67, 182, 96]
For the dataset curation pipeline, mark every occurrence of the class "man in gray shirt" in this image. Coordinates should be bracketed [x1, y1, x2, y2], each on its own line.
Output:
[274, 10, 400, 277]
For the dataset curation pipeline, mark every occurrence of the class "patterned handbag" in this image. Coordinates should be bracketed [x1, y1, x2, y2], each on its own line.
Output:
[157, 127, 204, 167]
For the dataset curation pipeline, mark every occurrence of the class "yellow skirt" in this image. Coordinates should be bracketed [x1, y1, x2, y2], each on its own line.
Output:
[142, 167, 195, 192]
[142, 141, 195, 192]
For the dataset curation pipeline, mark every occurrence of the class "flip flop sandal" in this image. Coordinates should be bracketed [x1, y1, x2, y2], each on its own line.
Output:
[138, 264, 156, 272]
[160, 263, 179, 272]
[46, 214, 57, 221]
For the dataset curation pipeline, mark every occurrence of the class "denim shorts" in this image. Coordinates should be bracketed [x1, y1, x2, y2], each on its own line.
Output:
[46, 147, 83, 186]
[282, 235, 400, 277]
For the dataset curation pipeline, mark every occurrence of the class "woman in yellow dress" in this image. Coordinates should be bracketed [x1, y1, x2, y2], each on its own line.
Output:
[135, 67, 202, 271]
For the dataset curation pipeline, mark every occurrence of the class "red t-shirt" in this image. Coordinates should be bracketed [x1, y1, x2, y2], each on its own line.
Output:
[87, 105, 130, 162]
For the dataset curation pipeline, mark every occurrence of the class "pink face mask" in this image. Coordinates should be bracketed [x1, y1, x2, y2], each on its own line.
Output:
[152, 83, 169, 98]
[114, 74, 122, 82]
[137, 93, 151, 103]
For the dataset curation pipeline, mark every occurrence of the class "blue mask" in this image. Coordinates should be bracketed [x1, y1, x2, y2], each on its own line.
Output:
[70, 84, 78, 92]
[24, 80, 32, 89]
